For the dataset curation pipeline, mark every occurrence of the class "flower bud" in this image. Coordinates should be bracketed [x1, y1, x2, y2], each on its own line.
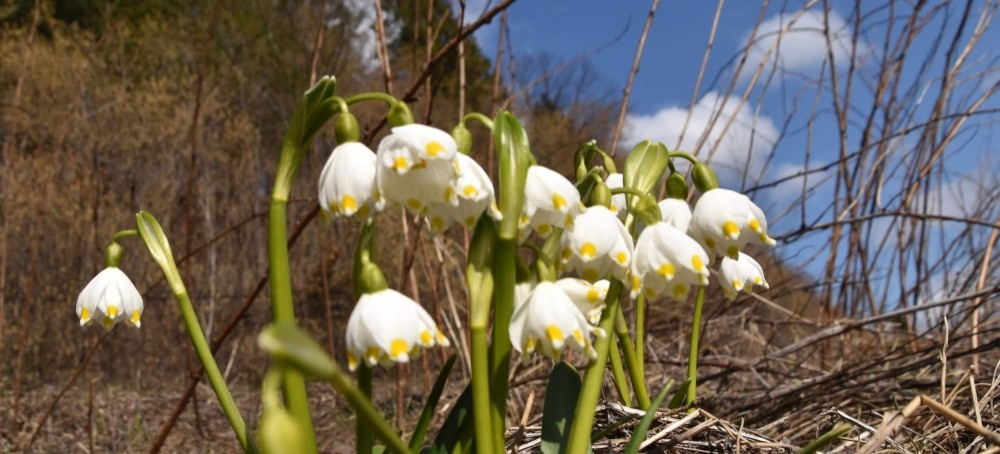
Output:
[691, 163, 719, 192]
[387, 101, 414, 127]
[665, 172, 688, 200]
[588, 182, 612, 209]
[623, 140, 669, 198]
[451, 124, 472, 155]
[335, 111, 360, 143]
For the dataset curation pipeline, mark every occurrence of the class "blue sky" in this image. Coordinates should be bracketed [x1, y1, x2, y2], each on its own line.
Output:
[459, 0, 1000, 309]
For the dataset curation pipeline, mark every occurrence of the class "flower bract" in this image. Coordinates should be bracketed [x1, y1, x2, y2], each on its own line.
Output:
[508, 282, 605, 362]
[344, 289, 449, 371]
[76, 267, 144, 331]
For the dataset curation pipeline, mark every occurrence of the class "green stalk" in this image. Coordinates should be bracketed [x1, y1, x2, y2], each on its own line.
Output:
[268, 198, 317, 450]
[461, 112, 494, 130]
[176, 290, 258, 453]
[356, 365, 374, 454]
[685, 285, 707, 407]
[487, 238, 516, 453]
[635, 293, 646, 369]
[614, 308, 650, 409]
[566, 280, 623, 453]
[470, 327, 495, 454]
[325, 369, 412, 454]
[607, 336, 633, 407]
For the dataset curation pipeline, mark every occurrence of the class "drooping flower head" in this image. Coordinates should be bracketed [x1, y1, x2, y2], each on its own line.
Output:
[424, 153, 502, 234]
[657, 198, 693, 233]
[344, 288, 449, 371]
[376, 125, 459, 214]
[76, 267, 144, 331]
[318, 142, 382, 218]
[631, 222, 710, 301]
[719, 252, 769, 299]
[554, 278, 609, 324]
[521, 165, 584, 237]
[604, 173, 627, 218]
[689, 188, 775, 259]
[509, 282, 605, 363]
[561, 206, 633, 282]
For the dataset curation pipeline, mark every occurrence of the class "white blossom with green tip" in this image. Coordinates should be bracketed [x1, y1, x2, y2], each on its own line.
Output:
[76, 267, 144, 331]
[344, 289, 449, 371]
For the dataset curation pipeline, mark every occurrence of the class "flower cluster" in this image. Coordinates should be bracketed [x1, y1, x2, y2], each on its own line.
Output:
[318, 124, 500, 233]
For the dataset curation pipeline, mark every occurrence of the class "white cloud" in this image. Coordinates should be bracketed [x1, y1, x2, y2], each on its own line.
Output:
[622, 91, 779, 185]
[741, 9, 866, 80]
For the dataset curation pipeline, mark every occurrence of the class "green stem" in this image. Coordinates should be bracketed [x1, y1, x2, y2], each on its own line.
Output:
[566, 280, 623, 453]
[487, 238, 516, 453]
[667, 151, 700, 165]
[795, 424, 851, 454]
[345, 92, 399, 107]
[470, 327, 495, 454]
[607, 336, 632, 407]
[462, 112, 494, 130]
[356, 365, 374, 454]
[176, 290, 258, 453]
[325, 368, 412, 454]
[635, 292, 646, 370]
[685, 285, 706, 408]
[111, 229, 138, 243]
[268, 198, 317, 450]
[614, 308, 650, 409]
[608, 186, 649, 198]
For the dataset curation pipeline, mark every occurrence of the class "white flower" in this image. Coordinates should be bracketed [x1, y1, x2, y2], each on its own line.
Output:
[318, 142, 382, 218]
[377, 152, 456, 214]
[657, 198, 693, 233]
[376, 124, 457, 175]
[521, 166, 584, 237]
[605, 173, 627, 218]
[631, 222, 710, 301]
[344, 289, 449, 371]
[76, 267, 144, 330]
[689, 188, 776, 259]
[561, 206, 633, 282]
[509, 282, 606, 362]
[554, 278, 609, 324]
[423, 154, 502, 234]
[719, 252, 769, 299]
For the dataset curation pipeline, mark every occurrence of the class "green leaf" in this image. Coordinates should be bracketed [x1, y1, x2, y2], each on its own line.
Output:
[668, 379, 691, 410]
[541, 362, 582, 454]
[371, 446, 386, 454]
[622, 382, 674, 454]
[408, 355, 458, 451]
[257, 323, 337, 380]
[425, 384, 473, 454]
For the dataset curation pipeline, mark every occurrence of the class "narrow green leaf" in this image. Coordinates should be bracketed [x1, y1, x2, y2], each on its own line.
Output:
[541, 362, 582, 454]
[668, 379, 691, 410]
[257, 323, 337, 380]
[426, 384, 473, 454]
[408, 355, 458, 450]
[622, 383, 674, 454]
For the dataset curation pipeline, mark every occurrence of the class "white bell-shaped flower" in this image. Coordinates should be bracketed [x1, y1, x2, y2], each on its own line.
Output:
[377, 153, 456, 214]
[423, 154, 502, 234]
[631, 222, 710, 301]
[562, 206, 633, 282]
[521, 165, 584, 237]
[376, 124, 457, 175]
[657, 198, 693, 233]
[719, 252, 769, 299]
[689, 188, 776, 259]
[76, 267, 144, 331]
[318, 142, 382, 218]
[604, 173, 627, 218]
[344, 289, 449, 371]
[509, 282, 606, 362]
[554, 278, 609, 324]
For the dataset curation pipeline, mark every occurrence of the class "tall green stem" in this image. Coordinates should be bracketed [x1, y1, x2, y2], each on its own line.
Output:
[685, 286, 707, 407]
[487, 239, 515, 452]
[470, 327, 494, 454]
[614, 308, 650, 409]
[566, 280, 623, 453]
[176, 290, 257, 453]
[356, 365, 373, 454]
[607, 336, 632, 407]
[635, 293, 646, 369]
